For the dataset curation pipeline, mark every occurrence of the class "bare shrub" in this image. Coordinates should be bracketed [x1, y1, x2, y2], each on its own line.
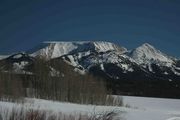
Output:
[89, 111, 118, 120]
[0, 105, 121, 120]
[105, 96, 123, 106]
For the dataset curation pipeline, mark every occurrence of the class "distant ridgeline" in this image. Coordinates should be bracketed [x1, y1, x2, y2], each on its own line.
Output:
[0, 41, 180, 98]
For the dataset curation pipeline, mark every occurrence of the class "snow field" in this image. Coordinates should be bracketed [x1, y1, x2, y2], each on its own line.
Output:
[0, 96, 180, 120]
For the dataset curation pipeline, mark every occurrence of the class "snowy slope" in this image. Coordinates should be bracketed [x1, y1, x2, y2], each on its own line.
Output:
[129, 43, 175, 66]
[63, 51, 137, 74]
[1, 96, 180, 120]
[31, 41, 127, 59]
[128, 43, 180, 76]
[28, 41, 180, 79]
[0, 55, 9, 60]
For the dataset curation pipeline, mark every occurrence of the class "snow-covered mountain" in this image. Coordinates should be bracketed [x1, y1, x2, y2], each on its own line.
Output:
[0, 41, 180, 81]
[30, 41, 127, 59]
[128, 43, 180, 76]
[1, 41, 180, 97]
[129, 43, 175, 66]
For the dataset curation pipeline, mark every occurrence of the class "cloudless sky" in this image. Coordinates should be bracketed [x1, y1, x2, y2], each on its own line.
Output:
[0, 0, 180, 57]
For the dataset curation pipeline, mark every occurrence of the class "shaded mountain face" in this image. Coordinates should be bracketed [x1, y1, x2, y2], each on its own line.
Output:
[0, 41, 180, 81]
[0, 53, 34, 73]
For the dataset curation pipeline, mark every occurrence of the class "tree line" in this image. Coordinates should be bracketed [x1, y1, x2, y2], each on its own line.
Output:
[0, 57, 123, 106]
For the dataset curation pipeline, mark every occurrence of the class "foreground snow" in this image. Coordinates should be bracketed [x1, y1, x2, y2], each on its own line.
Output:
[0, 96, 180, 120]
[123, 96, 180, 120]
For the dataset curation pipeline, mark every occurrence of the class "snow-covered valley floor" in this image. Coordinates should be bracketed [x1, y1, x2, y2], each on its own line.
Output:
[0, 96, 180, 120]
[123, 96, 180, 120]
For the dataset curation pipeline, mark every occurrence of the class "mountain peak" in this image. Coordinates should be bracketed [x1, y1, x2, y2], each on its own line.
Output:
[129, 43, 174, 65]
[141, 43, 154, 48]
[139, 43, 158, 52]
[30, 41, 127, 59]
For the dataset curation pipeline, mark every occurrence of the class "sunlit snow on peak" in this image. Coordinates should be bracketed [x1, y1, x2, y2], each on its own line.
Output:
[31, 41, 127, 59]
[129, 43, 175, 66]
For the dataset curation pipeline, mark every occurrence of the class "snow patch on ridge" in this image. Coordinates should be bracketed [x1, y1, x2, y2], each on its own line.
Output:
[100, 64, 105, 71]
[0, 55, 9, 60]
[13, 54, 23, 59]
[13, 61, 29, 73]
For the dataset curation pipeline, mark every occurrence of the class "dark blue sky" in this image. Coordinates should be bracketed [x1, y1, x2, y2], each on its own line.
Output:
[0, 0, 180, 57]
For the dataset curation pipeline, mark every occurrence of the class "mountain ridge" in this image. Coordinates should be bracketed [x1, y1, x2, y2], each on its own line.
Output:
[0, 41, 179, 81]
[30, 41, 127, 59]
